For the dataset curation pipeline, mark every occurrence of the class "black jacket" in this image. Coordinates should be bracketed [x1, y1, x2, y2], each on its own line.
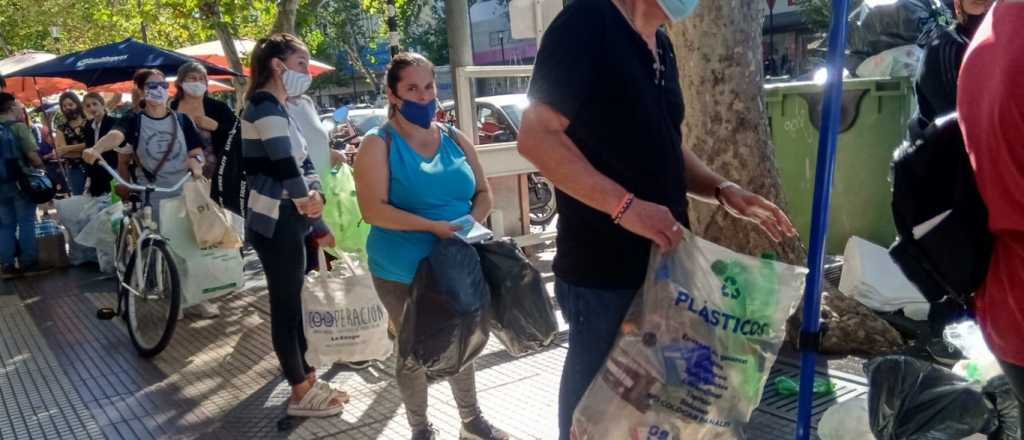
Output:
[83, 114, 121, 197]
[170, 95, 236, 159]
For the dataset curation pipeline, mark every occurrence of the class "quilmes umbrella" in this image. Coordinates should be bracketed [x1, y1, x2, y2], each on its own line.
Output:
[177, 39, 335, 77]
[0, 51, 85, 103]
[4, 38, 239, 87]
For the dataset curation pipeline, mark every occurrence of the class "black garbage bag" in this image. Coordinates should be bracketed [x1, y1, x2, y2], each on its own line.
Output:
[399, 239, 491, 379]
[846, 0, 953, 71]
[475, 240, 558, 356]
[866, 356, 997, 440]
[984, 375, 1022, 440]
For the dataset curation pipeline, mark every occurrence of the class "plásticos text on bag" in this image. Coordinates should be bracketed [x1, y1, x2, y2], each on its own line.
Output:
[673, 286, 771, 338]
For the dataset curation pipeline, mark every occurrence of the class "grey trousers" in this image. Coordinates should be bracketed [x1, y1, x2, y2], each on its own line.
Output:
[372, 276, 482, 430]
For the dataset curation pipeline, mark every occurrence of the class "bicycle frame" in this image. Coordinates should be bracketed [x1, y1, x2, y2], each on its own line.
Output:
[95, 161, 191, 308]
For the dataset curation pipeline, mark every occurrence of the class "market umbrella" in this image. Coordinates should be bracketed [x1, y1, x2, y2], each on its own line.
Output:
[4, 38, 239, 87]
[794, 0, 852, 439]
[89, 77, 235, 94]
[0, 51, 85, 103]
[176, 39, 335, 77]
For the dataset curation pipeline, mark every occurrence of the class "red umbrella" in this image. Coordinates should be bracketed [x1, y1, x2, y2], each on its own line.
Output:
[89, 77, 235, 95]
[176, 39, 335, 77]
[0, 51, 85, 102]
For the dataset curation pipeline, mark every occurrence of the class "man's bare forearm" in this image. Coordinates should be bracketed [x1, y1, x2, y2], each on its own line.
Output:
[683, 146, 727, 203]
[518, 107, 626, 216]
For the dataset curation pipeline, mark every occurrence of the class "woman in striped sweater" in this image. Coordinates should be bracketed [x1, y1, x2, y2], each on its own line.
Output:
[241, 33, 346, 418]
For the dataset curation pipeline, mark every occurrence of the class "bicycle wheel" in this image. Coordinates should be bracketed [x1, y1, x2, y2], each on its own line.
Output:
[123, 238, 181, 358]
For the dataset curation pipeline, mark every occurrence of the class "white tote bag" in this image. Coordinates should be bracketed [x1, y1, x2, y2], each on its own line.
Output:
[182, 179, 241, 250]
[302, 251, 393, 367]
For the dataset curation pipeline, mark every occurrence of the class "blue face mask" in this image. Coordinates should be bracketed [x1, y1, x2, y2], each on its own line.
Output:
[656, 0, 699, 22]
[399, 99, 437, 129]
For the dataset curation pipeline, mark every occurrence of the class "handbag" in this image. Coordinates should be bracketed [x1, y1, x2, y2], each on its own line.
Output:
[302, 251, 393, 366]
[211, 111, 247, 217]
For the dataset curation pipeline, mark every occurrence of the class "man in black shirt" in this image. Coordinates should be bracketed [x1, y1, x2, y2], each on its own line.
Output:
[518, 0, 796, 438]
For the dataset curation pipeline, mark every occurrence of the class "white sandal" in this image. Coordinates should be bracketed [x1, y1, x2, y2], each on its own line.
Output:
[287, 380, 347, 417]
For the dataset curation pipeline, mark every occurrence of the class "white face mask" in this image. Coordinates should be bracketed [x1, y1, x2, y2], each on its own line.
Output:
[282, 67, 312, 97]
[181, 81, 207, 97]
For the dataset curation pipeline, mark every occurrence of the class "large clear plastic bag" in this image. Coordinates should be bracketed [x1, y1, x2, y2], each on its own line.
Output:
[571, 233, 807, 439]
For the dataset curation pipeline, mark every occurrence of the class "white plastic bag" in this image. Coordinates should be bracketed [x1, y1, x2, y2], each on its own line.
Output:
[76, 203, 123, 274]
[945, 321, 1002, 384]
[159, 197, 243, 307]
[856, 44, 924, 78]
[571, 233, 807, 439]
[818, 397, 873, 440]
[302, 251, 392, 367]
[840, 236, 929, 313]
[56, 195, 109, 266]
[182, 179, 241, 249]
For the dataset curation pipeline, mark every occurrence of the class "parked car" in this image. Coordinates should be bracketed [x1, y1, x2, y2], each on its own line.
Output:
[440, 94, 557, 226]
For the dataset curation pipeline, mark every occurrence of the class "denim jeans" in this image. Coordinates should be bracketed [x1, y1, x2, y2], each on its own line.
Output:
[65, 161, 87, 195]
[0, 188, 38, 267]
[554, 278, 638, 440]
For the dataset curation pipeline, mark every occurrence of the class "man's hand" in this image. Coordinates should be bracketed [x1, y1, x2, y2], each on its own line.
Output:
[718, 185, 797, 242]
[618, 198, 686, 252]
[83, 148, 102, 165]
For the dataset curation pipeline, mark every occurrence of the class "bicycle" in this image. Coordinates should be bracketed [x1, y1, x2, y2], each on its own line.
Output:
[93, 159, 192, 358]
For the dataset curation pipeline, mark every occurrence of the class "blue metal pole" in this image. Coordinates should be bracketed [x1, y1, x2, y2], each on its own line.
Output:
[794, 0, 850, 439]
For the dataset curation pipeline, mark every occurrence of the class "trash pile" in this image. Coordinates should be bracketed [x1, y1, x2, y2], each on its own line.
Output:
[846, 0, 954, 78]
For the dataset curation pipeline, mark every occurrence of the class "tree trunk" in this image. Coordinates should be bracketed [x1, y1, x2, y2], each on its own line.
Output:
[202, 1, 248, 108]
[669, 1, 805, 264]
[342, 44, 382, 92]
[272, 0, 300, 35]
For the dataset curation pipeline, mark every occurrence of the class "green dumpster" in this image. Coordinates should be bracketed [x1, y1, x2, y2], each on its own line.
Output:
[765, 77, 914, 254]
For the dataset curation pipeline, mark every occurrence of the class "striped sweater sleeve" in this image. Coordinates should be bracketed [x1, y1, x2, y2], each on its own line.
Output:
[246, 99, 311, 199]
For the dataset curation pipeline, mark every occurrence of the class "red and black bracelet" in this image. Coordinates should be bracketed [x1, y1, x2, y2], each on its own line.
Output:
[612, 193, 635, 224]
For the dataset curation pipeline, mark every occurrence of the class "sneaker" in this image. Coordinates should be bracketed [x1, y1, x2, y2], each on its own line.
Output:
[927, 338, 965, 366]
[184, 301, 220, 320]
[411, 424, 438, 440]
[0, 264, 22, 280]
[460, 416, 509, 440]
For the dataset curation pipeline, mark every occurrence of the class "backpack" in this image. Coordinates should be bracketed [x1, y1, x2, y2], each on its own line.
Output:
[0, 122, 21, 184]
[0, 121, 55, 204]
[889, 113, 992, 306]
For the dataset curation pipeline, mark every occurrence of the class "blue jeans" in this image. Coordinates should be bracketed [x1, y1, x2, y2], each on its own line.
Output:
[554, 278, 637, 440]
[65, 161, 87, 195]
[0, 189, 38, 267]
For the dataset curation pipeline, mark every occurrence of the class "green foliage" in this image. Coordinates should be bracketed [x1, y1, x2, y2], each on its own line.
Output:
[795, 0, 864, 34]
[0, 0, 276, 56]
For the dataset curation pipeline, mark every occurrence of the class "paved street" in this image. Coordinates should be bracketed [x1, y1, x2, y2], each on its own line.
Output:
[0, 246, 865, 439]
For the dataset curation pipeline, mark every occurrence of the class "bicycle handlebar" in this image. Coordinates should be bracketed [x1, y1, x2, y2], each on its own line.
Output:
[96, 159, 193, 194]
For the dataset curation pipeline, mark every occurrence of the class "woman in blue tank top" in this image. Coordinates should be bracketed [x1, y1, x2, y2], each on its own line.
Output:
[353, 53, 507, 440]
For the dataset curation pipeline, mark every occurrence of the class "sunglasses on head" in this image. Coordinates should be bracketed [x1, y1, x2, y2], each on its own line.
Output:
[144, 81, 169, 90]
